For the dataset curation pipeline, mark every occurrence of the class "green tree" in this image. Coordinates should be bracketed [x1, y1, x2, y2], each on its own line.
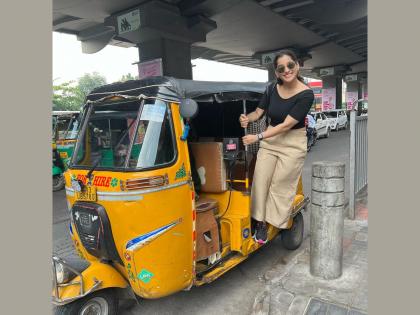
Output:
[53, 72, 107, 111]
[77, 72, 107, 99]
[53, 81, 84, 111]
[119, 73, 138, 81]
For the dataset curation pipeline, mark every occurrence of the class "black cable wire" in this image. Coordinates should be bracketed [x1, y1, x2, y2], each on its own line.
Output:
[217, 159, 234, 219]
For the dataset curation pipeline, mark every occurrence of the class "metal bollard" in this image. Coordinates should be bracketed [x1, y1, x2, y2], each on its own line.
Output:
[310, 161, 345, 280]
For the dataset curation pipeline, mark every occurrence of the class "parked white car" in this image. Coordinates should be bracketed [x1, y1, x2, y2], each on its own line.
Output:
[311, 112, 330, 138]
[324, 109, 348, 131]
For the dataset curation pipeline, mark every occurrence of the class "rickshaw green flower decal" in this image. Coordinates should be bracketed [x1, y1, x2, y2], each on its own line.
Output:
[110, 178, 119, 187]
[175, 163, 186, 180]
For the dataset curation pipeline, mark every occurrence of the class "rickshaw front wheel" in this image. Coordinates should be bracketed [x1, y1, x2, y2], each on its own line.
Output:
[281, 212, 304, 250]
[53, 174, 65, 192]
[55, 289, 118, 315]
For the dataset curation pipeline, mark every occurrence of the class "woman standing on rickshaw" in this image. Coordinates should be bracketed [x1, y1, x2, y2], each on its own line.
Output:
[240, 50, 314, 244]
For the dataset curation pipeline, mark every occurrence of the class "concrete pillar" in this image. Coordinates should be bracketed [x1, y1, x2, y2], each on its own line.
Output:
[346, 81, 361, 98]
[322, 75, 343, 110]
[138, 38, 193, 79]
[361, 80, 368, 100]
[104, 0, 216, 80]
[267, 66, 276, 82]
[344, 73, 367, 111]
[310, 161, 345, 280]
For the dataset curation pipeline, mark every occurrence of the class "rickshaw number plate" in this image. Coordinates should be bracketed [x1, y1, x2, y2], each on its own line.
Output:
[59, 151, 68, 158]
[75, 186, 97, 202]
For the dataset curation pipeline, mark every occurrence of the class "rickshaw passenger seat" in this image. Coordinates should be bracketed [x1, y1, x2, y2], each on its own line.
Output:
[190, 142, 227, 193]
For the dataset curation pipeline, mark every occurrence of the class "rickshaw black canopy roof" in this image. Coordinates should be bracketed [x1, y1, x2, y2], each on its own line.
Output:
[87, 76, 268, 103]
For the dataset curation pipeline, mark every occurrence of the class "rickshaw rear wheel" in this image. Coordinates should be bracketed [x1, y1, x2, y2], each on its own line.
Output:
[281, 212, 304, 250]
[55, 289, 118, 315]
[53, 174, 65, 191]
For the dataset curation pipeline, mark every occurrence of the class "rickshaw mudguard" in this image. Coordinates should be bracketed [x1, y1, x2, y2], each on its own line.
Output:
[53, 165, 63, 176]
[52, 260, 129, 306]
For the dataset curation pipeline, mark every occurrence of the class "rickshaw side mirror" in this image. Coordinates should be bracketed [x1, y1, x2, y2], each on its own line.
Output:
[180, 98, 198, 119]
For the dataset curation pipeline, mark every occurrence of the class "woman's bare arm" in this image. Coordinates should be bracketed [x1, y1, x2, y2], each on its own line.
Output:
[247, 107, 265, 122]
[242, 114, 299, 145]
[239, 107, 265, 128]
[261, 115, 299, 138]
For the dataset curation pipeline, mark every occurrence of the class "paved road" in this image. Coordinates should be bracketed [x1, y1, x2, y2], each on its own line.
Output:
[53, 128, 350, 314]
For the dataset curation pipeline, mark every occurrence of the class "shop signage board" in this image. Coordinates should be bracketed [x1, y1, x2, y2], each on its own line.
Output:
[322, 88, 336, 110]
[138, 58, 163, 79]
[346, 91, 358, 110]
[117, 9, 141, 35]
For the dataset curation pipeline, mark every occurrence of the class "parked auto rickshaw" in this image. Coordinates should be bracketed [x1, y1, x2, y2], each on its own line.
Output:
[52, 77, 309, 314]
[52, 111, 80, 191]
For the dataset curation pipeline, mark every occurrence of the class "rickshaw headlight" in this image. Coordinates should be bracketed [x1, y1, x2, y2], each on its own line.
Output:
[54, 261, 76, 284]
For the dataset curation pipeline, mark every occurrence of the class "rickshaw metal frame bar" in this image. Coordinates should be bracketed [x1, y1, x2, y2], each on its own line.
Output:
[291, 197, 310, 217]
[85, 93, 180, 106]
[124, 99, 145, 169]
[52, 256, 84, 296]
[70, 103, 95, 168]
[52, 280, 102, 306]
[242, 99, 250, 191]
[87, 84, 173, 97]
[226, 179, 247, 183]
[52, 256, 103, 306]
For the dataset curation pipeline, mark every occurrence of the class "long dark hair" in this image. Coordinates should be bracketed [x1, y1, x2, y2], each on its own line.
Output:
[273, 49, 305, 85]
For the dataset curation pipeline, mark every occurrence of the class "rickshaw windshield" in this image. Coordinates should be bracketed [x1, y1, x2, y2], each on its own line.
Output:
[54, 115, 80, 140]
[71, 98, 176, 171]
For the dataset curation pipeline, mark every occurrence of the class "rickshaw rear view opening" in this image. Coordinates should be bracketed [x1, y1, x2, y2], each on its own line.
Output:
[52, 77, 309, 315]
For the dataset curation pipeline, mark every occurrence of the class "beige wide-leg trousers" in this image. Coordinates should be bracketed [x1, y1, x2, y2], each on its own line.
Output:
[251, 127, 307, 228]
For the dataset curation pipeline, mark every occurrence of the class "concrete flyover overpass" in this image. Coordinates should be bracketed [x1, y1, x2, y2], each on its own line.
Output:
[53, 0, 367, 108]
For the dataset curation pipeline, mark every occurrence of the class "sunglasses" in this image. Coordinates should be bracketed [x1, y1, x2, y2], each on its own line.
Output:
[275, 61, 297, 74]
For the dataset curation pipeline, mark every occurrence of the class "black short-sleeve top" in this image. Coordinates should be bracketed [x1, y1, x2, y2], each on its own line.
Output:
[258, 84, 314, 129]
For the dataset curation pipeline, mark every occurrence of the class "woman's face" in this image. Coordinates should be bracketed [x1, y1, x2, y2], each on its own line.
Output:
[275, 55, 299, 84]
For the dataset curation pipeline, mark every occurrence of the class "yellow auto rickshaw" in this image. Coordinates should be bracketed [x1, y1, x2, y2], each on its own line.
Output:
[52, 111, 81, 191]
[52, 77, 309, 315]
